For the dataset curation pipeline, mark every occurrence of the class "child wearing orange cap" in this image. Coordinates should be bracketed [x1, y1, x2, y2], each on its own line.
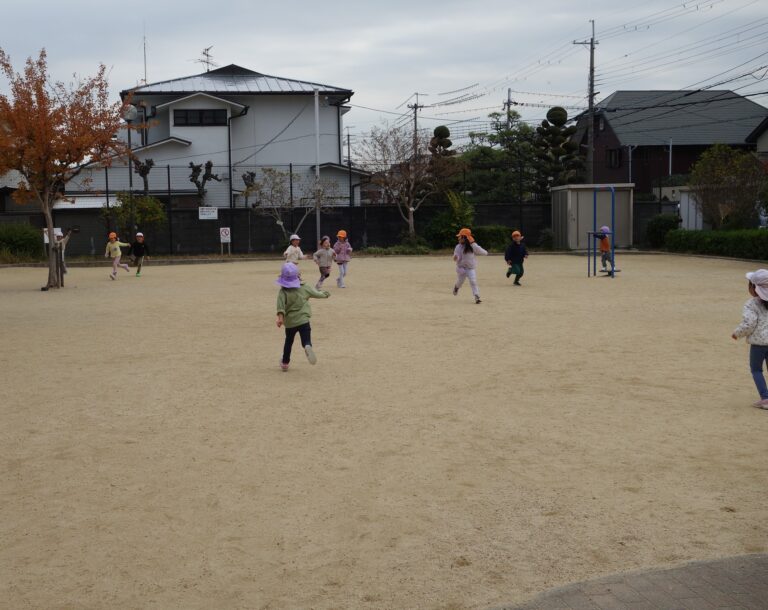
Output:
[104, 232, 130, 280]
[452, 228, 488, 304]
[333, 230, 353, 288]
[504, 230, 528, 286]
[732, 269, 768, 409]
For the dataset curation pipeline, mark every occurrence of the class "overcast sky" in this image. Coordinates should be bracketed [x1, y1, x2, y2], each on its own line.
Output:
[3, 0, 767, 147]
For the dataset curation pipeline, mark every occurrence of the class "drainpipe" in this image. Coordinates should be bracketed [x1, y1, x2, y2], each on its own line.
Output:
[228, 106, 249, 208]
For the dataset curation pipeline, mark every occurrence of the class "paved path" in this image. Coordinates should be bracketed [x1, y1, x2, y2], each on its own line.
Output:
[492, 554, 768, 610]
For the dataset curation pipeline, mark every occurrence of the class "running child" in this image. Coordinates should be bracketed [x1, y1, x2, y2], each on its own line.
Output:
[284, 234, 310, 264]
[313, 235, 336, 289]
[595, 225, 614, 272]
[105, 232, 130, 280]
[505, 230, 528, 286]
[333, 230, 353, 288]
[732, 269, 768, 409]
[275, 262, 330, 371]
[452, 228, 488, 304]
[130, 232, 150, 277]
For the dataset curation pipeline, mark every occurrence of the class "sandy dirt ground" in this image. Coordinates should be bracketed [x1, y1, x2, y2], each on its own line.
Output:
[1, 253, 767, 610]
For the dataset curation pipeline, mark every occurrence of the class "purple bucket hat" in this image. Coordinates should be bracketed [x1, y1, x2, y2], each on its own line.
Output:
[600, 225, 611, 234]
[275, 262, 301, 288]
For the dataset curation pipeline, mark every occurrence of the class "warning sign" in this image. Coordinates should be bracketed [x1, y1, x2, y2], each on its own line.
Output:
[219, 227, 231, 243]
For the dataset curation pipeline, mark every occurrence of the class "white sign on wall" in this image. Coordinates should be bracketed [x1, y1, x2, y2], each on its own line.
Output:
[220, 227, 231, 243]
[198, 207, 218, 220]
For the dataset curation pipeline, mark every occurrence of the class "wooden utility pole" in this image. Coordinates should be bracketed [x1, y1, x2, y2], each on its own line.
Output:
[407, 93, 425, 158]
[574, 20, 597, 182]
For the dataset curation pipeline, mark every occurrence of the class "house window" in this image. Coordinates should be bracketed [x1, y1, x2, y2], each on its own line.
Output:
[606, 148, 622, 169]
[173, 109, 227, 126]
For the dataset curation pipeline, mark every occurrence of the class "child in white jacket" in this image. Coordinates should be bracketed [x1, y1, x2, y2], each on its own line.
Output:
[452, 228, 488, 304]
[732, 269, 768, 409]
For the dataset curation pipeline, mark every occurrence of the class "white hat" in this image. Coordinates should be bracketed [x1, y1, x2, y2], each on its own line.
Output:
[289, 234, 300, 241]
[746, 269, 768, 300]
[135, 232, 144, 237]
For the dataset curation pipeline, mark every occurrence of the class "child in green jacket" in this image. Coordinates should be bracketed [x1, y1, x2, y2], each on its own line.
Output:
[275, 262, 330, 371]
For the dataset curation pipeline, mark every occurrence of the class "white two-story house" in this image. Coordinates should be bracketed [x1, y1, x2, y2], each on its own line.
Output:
[67, 64, 366, 209]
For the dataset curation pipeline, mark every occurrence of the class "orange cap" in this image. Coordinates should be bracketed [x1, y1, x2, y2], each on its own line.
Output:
[336, 230, 347, 238]
[456, 228, 472, 238]
[511, 230, 522, 238]
[108, 232, 117, 239]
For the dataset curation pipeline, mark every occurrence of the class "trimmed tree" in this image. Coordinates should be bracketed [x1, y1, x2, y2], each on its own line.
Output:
[534, 106, 584, 196]
[689, 143, 767, 230]
[0, 48, 129, 288]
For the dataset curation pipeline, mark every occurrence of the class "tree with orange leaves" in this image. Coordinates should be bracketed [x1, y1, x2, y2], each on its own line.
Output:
[0, 48, 130, 289]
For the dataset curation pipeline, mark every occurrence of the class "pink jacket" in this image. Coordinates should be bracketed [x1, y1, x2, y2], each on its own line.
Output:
[333, 240, 352, 263]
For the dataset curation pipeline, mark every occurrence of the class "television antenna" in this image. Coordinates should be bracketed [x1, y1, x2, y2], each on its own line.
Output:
[193, 46, 218, 72]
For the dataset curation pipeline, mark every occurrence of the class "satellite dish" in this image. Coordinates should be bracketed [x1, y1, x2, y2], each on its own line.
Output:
[123, 105, 138, 122]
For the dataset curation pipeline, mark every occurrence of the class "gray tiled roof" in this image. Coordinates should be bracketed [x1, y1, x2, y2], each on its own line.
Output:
[596, 90, 768, 146]
[122, 64, 352, 98]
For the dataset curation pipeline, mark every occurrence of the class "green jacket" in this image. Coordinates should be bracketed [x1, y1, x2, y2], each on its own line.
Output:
[276, 282, 330, 328]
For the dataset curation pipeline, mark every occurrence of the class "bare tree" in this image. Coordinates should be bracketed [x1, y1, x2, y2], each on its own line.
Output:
[358, 123, 460, 237]
[245, 168, 342, 240]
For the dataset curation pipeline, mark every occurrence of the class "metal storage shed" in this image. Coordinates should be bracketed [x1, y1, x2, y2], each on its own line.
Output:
[551, 184, 634, 250]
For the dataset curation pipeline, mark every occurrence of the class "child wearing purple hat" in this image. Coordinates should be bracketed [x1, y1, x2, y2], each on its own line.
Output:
[275, 262, 330, 371]
[732, 269, 768, 409]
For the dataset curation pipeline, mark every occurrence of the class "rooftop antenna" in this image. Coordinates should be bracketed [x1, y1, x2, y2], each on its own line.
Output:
[194, 46, 218, 72]
[142, 23, 148, 84]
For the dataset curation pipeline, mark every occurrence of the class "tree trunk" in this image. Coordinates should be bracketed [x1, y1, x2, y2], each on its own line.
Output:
[407, 207, 416, 237]
[42, 202, 60, 289]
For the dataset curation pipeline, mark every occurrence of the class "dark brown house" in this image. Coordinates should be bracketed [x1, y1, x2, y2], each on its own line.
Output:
[574, 90, 768, 195]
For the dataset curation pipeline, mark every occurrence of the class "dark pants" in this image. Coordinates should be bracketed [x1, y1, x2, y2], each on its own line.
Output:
[508, 262, 524, 283]
[134, 256, 144, 273]
[750, 344, 768, 399]
[282, 322, 311, 364]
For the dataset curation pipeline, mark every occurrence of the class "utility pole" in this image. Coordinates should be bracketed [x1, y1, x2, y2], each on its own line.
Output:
[574, 20, 597, 183]
[314, 89, 321, 243]
[506, 88, 513, 129]
[407, 93, 425, 158]
[346, 126, 354, 207]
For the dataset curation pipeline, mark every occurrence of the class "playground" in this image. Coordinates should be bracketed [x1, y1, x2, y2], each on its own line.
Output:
[1, 254, 767, 609]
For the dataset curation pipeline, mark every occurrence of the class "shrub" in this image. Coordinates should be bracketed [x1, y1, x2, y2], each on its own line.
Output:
[472, 225, 511, 251]
[363, 244, 431, 256]
[665, 229, 768, 260]
[423, 191, 474, 249]
[0, 223, 42, 259]
[537, 227, 554, 250]
[646, 213, 680, 248]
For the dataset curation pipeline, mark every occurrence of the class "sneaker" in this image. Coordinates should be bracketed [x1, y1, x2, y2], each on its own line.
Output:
[452, 285, 459, 296]
[136, 273, 141, 277]
[754, 399, 768, 410]
[513, 281, 521, 286]
[280, 361, 289, 372]
[475, 295, 482, 304]
[305, 345, 317, 365]
[109, 272, 116, 280]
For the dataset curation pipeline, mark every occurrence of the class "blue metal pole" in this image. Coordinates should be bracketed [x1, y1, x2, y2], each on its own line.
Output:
[593, 188, 598, 277]
[610, 186, 616, 278]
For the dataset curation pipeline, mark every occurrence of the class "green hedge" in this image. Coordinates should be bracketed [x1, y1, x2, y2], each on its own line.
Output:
[362, 244, 431, 255]
[472, 225, 512, 251]
[0, 223, 42, 259]
[646, 213, 680, 248]
[665, 229, 768, 259]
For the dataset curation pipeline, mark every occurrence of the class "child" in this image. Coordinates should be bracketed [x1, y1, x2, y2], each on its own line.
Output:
[275, 262, 330, 371]
[505, 230, 528, 286]
[313, 236, 336, 289]
[130, 232, 150, 277]
[333, 230, 353, 288]
[732, 269, 768, 409]
[284, 234, 310, 264]
[104, 232, 130, 280]
[452, 228, 488, 304]
[596, 225, 614, 272]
